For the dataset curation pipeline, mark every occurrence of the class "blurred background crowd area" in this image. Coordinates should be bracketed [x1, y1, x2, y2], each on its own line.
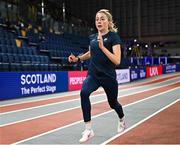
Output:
[0, 0, 179, 72]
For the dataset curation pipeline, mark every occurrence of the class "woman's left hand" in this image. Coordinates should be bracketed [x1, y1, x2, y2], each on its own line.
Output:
[97, 31, 104, 50]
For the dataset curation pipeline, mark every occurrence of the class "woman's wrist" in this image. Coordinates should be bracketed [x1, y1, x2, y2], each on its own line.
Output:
[77, 56, 81, 62]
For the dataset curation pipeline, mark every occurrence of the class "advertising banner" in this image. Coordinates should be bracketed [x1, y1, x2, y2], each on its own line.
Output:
[0, 72, 68, 100]
[139, 68, 146, 79]
[146, 65, 163, 78]
[163, 64, 176, 74]
[116, 69, 130, 84]
[130, 69, 139, 81]
[68, 71, 87, 91]
[176, 64, 180, 72]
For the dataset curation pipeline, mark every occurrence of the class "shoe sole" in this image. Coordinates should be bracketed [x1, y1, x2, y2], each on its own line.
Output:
[79, 133, 94, 143]
[118, 127, 126, 133]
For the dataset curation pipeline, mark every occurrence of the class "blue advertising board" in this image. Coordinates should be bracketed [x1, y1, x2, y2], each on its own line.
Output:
[130, 68, 146, 81]
[0, 72, 68, 100]
[163, 64, 176, 74]
[139, 68, 146, 79]
[176, 64, 180, 72]
[130, 69, 139, 81]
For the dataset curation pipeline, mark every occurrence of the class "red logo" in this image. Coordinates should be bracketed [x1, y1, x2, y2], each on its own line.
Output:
[146, 66, 162, 77]
[68, 71, 87, 91]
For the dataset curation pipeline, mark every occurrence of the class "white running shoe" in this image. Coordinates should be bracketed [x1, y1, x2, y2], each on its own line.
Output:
[117, 119, 126, 133]
[79, 129, 94, 143]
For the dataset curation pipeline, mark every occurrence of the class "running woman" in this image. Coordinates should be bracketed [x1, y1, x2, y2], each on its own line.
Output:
[68, 9, 126, 143]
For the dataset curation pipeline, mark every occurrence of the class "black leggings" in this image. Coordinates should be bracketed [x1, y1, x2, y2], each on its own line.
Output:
[80, 75, 124, 122]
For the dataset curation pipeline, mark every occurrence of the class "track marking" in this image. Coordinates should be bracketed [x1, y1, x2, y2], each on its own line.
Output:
[0, 82, 179, 127]
[100, 98, 180, 145]
[1, 78, 179, 115]
[11, 87, 179, 145]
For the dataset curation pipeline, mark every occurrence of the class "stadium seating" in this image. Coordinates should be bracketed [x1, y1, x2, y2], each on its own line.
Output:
[0, 22, 89, 72]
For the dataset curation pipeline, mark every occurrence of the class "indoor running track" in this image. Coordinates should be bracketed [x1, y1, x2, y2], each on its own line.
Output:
[0, 72, 180, 144]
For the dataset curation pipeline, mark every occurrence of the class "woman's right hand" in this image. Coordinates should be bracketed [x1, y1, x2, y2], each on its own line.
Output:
[68, 54, 78, 63]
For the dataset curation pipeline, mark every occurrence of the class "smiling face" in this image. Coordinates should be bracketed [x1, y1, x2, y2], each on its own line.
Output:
[95, 12, 109, 33]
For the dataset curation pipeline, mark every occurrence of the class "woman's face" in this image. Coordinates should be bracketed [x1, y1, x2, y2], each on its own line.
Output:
[95, 12, 109, 32]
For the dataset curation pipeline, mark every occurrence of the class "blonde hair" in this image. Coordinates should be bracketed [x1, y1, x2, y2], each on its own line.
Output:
[97, 9, 118, 32]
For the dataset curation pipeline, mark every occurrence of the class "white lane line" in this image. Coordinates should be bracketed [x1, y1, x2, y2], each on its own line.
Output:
[1, 73, 178, 107]
[100, 98, 180, 145]
[0, 79, 179, 116]
[11, 87, 179, 145]
[0, 90, 81, 107]
[0, 81, 178, 127]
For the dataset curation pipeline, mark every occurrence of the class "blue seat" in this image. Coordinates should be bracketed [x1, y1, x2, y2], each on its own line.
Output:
[21, 63, 31, 71]
[35, 56, 41, 63]
[22, 48, 28, 55]
[27, 49, 33, 55]
[11, 46, 17, 54]
[39, 64, 48, 71]
[1, 46, 7, 53]
[13, 55, 20, 63]
[19, 55, 26, 63]
[49, 64, 57, 71]
[17, 48, 23, 54]
[33, 63, 39, 71]
[31, 56, 36, 63]
[25, 55, 31, 63]
[42, 56, 49, 63]
[0, 53, 2, 62]
[2, 54, 8, 62]
[7, 46, 13, 54]
[0, 63, 9, 71]
[7, 54, 14, 63]
[32, 48, 37, 55]
[10, 63, 21, 72]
